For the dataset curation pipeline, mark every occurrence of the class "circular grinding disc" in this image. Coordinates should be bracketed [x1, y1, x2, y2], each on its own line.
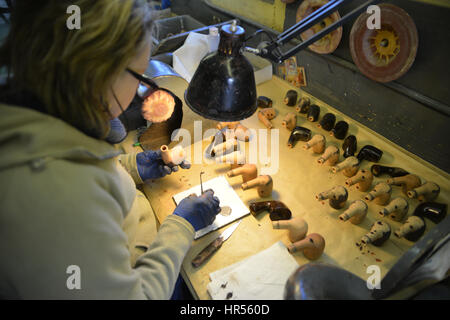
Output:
[296, 0, 343, 54]
[349, 4, 418, 83]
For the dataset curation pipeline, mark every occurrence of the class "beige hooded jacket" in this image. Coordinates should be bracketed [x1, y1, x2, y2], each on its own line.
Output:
[0, 103, 195, 299]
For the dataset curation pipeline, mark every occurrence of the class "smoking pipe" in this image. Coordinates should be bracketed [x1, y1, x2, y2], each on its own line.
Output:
[318, 113, 336, 131]
[242, 175, 273, 198]
[365, 182, 392, 206]
[317, 145, 340, 166]
[234, 124, 251, 142]
[407, 182, 440, 202]
[371, 164, 409, 178]
[394, 216, 426, 242]
[413, 202, 447, 224]
[284, 90, 298, 106]
[257, 96, 272, 109]
[316, 186, 348, 210]
[227, 164, 257, 183]
[330, 121, 348, 140]
[359, 221, 391, 247]
[211, 139, 238, 157]
[303, 134, 326, 154]
[339, 200, 368, 225]
[258, 108, 276, 129]
[282, 112, 297, 131]
[307, 104, 320, 122]
[357, 145, 383, 163]
[288, 233, 326, 260]
[386, 174, 421, 196]
[249, 200, 292, 221]
[272, 217, 308, 242]
[216, 121, 240, 130]
[215, 151, 245, 169]
[287, 126, 312, 148]
[379, 197, 409, 222]
[345, 169, 373, 192]
[160, 145, 186, 166]
[342, 135, 357, 158]
[331, 156, 360, 177]
[296, 97, 310, 114]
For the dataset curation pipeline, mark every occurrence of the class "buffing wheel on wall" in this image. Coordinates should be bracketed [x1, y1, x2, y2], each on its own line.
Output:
[296, 0, 343, 54]
[349, 4, 418, 83]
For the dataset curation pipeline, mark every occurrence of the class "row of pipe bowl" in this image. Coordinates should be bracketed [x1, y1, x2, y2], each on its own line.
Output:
[276, 89, 445, 249]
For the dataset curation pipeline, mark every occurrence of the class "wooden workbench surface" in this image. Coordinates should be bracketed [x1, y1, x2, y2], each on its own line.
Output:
[125, 76, 449, 300]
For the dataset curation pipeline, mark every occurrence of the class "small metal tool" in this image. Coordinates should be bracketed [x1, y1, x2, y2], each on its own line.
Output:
[191, 221, 241, 268]
[200, 171, 204, 194]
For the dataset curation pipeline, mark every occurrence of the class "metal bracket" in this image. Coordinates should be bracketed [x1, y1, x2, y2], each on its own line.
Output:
[245, 0, 381, 63]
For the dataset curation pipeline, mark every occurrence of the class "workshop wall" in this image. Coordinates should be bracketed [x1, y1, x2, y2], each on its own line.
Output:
[171, 0, 450, 173]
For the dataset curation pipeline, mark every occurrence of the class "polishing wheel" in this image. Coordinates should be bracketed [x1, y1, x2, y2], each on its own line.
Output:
[350, 4, 418, 83]
[296, 0, 343, 54]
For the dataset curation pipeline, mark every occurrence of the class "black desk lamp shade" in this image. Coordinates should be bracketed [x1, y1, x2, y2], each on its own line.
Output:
[185, 22, 257, 121]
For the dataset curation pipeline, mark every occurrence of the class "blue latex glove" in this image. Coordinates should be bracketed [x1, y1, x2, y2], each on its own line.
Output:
[173, 189, 221, 231]
[136, 149, 191, 181]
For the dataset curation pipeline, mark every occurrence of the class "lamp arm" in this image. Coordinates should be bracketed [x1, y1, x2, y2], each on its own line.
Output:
[243, 0, 380, 63]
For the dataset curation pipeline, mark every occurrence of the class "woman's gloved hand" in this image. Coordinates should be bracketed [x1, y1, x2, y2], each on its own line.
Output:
[136, 149, 191, 181]
[173, 189, 221, 231]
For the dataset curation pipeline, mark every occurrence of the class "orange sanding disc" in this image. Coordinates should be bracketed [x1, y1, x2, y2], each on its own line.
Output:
[141, 89, 175, 123]
[349, 4, 418, 83]
[296, 0, 343, 54]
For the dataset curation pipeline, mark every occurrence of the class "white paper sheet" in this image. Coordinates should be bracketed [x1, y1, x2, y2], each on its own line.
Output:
[207, 241, 299, 300]
[172, 176, 250, 239]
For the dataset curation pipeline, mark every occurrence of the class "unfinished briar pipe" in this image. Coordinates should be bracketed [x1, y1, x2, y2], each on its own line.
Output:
[357, 145, 383, 163]
[317, 145, 340, 166]
[365, 182, 392, 205]
[210, 130, 227, 146]
[234, 124, 251, 142]
[386, 174, 421, 196]
[272, 217, 308, 242]
[215, 151, 245, 169]
[303, 134, 326, 154]
[288, 233, 325, 260]
[379, 197, 409, 222]
[242, 175, 273, 198]
[282, 112, 297, 131]
[395, 216, 426, 242]
[359, 221, 391, 247]
[249, 200, 292, 221]
[345, 169, 373, 192]
[339, 200, 368, 225]
[413, 202, 447, 224]
[407, 182, 440, 202]
[342, 135, 357, 158]
[211, 139, 238, 157]
[316, 186, 348, 210]
[258, 108, 276, 129]
[257, 96, 272, 108]
[287, 126, 312, 148]
[284, 90, 298, 106]
[330, 121, 348, 140]
[371, 164, 409, 178]
[160, 145, 186, 166]
[227, 164, 257, 183]
[216, 121, 240, 130]
[307, 105, 320, 122]
[296, 97, 310, 114]
[318, 113, 336, 131]
[331, 156, 360, 177]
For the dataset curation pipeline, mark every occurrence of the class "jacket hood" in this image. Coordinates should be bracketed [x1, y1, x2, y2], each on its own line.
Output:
[0, 103, 121, 171]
